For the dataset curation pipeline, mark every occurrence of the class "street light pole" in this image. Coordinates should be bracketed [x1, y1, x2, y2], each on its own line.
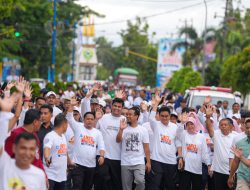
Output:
[51, 0, 57, 82]
[202, 0, 208, 81]
[71, 22, 77, 81]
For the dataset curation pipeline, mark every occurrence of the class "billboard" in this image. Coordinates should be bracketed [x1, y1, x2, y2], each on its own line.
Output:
[156, 38, 185, 88]
[2, 58, 21, 81]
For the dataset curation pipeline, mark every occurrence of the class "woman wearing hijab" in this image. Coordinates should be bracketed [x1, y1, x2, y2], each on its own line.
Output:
[179, 117, 211, 190]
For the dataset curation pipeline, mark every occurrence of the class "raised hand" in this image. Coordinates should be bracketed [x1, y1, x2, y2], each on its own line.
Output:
[24, 82, 33, 99]
[204, 96, 212, 105]
[6, 81, 15, 91]
[92, 82, 101, 92]
[155, 94, 162, 104]
[115, 90, 126, 99]
[231, 146, 243, 159]
[0, 95, 16, 112]
[205, 104, 213, 117]
[140, 102, 148, 112]
[15, 76, 26, 93]
[120, 118, 127, 130]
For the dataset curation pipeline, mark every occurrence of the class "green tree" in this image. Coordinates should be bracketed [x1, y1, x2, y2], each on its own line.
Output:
[220, 45, 250, 97]
[167, 67, 202, 93]
[96, 65, 111, 80]
[120, 17, 157, 86]
[0, 0, 101, 79]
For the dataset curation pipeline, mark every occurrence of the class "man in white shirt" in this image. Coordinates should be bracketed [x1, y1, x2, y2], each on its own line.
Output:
[46, 91, 62, 123]
[116, 107, 151, 190]
[66, 100, 105, 190]
[205, 104, 235, 190]
[133, 90, 146, 106]
[147, 95, 183, 190]
[0, 96, 46, 190]
[43, 114, 69, 190]
[61, 84, 75, 100]
[95, 98, 125, 190]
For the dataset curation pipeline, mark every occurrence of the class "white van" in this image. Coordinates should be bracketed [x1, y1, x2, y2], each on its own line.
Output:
[184, 86, 236, 108]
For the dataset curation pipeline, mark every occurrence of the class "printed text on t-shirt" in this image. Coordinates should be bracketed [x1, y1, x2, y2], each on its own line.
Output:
[160, 134, 172, 145]
[80, 135, 95, 147]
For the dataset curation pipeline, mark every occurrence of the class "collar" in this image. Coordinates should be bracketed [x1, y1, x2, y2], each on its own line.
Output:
[41, 122, 53, 129]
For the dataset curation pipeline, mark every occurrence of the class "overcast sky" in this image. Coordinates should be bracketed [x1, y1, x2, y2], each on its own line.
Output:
[76, 0, 250, 46]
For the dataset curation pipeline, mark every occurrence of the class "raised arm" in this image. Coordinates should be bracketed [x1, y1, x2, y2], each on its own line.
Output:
[205, 105, 214, 138]
[116, 118, 127, 143]
[149, 95, 161, 131]
[81, 83, 101, 117]
[66, 98, 81, 133]
[0, 95, 16, 156]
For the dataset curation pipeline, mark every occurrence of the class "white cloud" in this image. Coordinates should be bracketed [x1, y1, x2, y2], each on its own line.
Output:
[76, 0, 250, 46]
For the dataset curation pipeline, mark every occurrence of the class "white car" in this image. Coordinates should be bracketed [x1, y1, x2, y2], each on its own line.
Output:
[184, 86, 236, 108]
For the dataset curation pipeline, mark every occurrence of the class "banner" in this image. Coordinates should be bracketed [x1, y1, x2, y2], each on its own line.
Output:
[2, 58, 21, 81]
[156, 38, 185, 88]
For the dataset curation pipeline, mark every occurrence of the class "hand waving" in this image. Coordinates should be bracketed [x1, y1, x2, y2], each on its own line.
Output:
[0, 94, 16, 112]
[120, 118, 127, 130]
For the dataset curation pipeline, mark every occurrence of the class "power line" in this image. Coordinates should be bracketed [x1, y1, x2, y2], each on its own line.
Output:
[84, 0, 216, 26]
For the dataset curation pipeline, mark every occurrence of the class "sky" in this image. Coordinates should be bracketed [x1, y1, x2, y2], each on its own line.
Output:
[76, 0, 250, 46]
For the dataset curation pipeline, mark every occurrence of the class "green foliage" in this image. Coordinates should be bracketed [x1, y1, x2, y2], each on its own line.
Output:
[96, 65, 111, 80]
[0, 0, 101, 79]
[30, 82, 41, 98]
[54, 81, 66, 93]
[95, 18, 157, 86]
[220, 45, 250, 96]
[167, 67, 202, 93]
[204, 59, 221, 86]
[46, 82, 55, 92]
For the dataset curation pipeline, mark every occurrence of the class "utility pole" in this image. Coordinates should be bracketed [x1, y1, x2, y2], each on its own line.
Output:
[71, 22, 77, 81]
[202, 0, 208, 80]
[179, 19, 192, 66]
[219, 0, 233, 65]
[51, 0, 57, 83]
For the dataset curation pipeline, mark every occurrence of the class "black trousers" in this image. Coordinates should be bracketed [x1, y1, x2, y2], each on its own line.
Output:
[146, 160, 177, 190]
[214, 172, 231, 190]
[66, 168, 73, 190]
[94, 157, 122, 190]
[202, 163, 215, 190]
[71, 164, 95, 190]
[179, 170, 202, 190]
[49, 179, 66, 190]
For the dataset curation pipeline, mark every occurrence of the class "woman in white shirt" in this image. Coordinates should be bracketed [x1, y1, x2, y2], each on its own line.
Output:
[179, 117, 210, 190]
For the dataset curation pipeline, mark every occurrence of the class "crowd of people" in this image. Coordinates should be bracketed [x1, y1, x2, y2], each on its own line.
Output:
[0, 77, 249, 190]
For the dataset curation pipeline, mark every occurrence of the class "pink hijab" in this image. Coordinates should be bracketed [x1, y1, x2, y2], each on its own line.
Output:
[188, 112, 206, 132]
[232, 119, 242, 133]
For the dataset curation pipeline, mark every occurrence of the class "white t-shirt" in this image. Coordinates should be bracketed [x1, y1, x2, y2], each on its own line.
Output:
[64, 124, 75, 160]
[121, 125, 149, 166]
[203, 133, 214, 164]
[133, 97, 143, 106]
[142, 122, 154, 153]
[149, 111, 182, 164]
[51, 106, 63, 124]
[96, 113, 125, 160]
[0, 152, 46, 190]
[66, 112, 105, 167]
[43, 131, 67, 182]
[61, 90, 75, 100]
[181, 131, 209, 174]
[211, 130, 234, 174]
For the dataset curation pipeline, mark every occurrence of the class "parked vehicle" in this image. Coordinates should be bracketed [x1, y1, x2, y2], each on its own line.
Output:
[114, 67, 139, 86]
[184, 86, 236, 108]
